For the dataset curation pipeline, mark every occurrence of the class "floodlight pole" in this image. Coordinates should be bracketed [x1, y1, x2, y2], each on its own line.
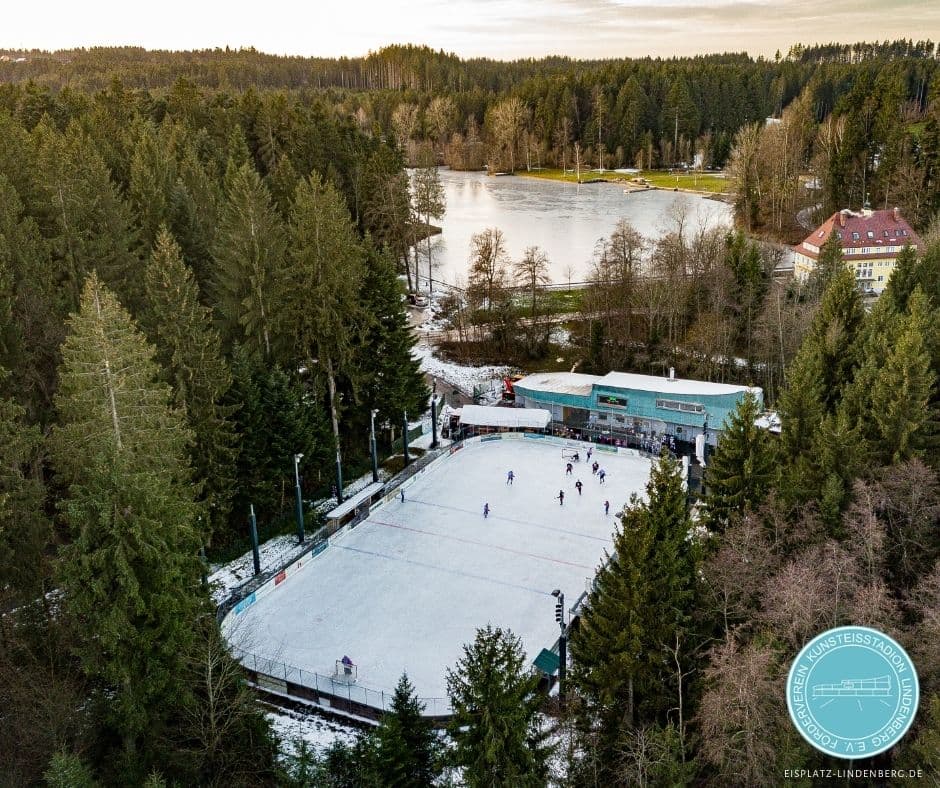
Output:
[552, 589, 567, 707]
[293, 453, 305, 544]
[249, 504, 261, 576]
[402, 410, 410, 467]
[370, 409, 380, 483]
[430, 381, 439, 450]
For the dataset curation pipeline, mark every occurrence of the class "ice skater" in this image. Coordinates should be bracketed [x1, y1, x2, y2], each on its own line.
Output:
[565, 462, 573, 476]
[572, 451, 580, 463]
[507, 470, 515, 485]
[557, 489, 565, 506]
[587, 447, 593, 461]
[592, 460, 599, 475]
[400, 488, 405, 503]
[484, 502, 490, 519]
[604, 500, 610, 515]
[575, 479, 583, 495]
[599, 468, 606, 484]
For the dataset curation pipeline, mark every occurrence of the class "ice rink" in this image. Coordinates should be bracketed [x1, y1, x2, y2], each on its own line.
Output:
[225, 439, 652, 703]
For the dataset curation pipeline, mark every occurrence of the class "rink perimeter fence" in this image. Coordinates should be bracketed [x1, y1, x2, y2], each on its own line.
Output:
[220, 431, 669, 721]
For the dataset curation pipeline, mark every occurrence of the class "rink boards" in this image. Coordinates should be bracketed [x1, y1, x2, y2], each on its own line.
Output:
[222, 434, 653, 710]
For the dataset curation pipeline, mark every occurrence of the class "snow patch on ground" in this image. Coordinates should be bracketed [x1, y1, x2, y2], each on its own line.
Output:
[412, 344, 515, 396]
[209, 535, 304, 604]
[266, 706, 361, 759]
[209, 467, 394, 604]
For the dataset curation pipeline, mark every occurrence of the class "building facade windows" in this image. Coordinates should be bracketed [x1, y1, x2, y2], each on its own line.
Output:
[656, 399, 705, 414]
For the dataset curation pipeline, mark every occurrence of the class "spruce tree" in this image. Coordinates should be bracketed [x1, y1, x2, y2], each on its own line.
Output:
[33, 120, 142, 315]
[871, 289, 938, 464]
[778, 266, 864, 467]
[283, 174, 370, 491]
[227, 347, 329, 522]
[143, 228, 238, 544]
[0, 380, 50, 598]
[211, 161, 286, 359]
[703, 391, 776, 529]
[881, 243, 920, 314]
[375, 673, 440, 787]
[355, 244, 429, 431]
[808, 232, 846, 298]
[128, 123, 179, 251]
[50, 273, 204, 775]
[446, 625, 550, 788]
[0, 173, 62, 420]
[570, 453, 696, 779]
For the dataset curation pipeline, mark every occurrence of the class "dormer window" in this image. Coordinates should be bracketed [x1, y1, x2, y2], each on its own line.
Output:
[867, 231, 874, 239]
[852, 232, 860, 241]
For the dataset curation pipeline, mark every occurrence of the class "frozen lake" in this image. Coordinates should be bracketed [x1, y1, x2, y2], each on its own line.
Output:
[225, 439, 651, 705]
[424, 169, 733, 285]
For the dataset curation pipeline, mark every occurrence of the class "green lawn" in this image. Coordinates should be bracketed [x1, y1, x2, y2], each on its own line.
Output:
[513, 288, 584, 316]
[516, 167, 729, 193]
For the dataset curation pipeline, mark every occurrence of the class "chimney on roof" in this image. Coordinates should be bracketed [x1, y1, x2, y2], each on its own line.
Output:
[893, 207, 900, 221]
[839, 211, 846, 228]
[668, 367, 675, 381]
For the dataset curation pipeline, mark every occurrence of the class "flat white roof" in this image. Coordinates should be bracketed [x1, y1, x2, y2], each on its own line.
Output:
[597, 371, 758, 398]
[514, 372, 599, 396]
[325, 482, 385, 521]
[459, 405, 551, 429]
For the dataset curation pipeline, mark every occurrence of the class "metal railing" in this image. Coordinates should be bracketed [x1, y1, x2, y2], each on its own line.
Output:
[232, 646, 452, 719]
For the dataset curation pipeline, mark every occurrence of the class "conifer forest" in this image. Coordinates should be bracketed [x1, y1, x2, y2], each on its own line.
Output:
[0, 37, 939, 787]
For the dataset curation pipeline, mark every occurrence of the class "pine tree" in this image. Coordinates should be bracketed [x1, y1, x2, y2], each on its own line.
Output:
[703, 391, 776, 529]
[50, 273, 204, 775]
[446, 625, 551, 787]
[211, 161, 286, 359]
[570, 453, 696, 779]
[375, 673, 440, 787]
[143, 228, 238, 544]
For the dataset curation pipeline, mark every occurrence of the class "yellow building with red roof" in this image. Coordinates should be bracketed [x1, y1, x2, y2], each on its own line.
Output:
[793, 207, 923, 293]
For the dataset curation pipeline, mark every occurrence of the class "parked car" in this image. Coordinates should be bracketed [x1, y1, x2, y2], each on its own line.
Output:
[413, 293, 429, 308]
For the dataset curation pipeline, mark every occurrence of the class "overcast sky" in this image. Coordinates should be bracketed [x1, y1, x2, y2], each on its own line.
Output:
[5, 0, 939, 60]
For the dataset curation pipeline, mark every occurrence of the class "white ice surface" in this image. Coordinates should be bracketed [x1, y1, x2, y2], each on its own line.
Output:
[225, 440, 651, 702]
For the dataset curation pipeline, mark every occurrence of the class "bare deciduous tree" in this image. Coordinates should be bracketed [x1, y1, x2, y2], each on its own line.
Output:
[468, 228, 509, 312]
[697, 636, 782, 787]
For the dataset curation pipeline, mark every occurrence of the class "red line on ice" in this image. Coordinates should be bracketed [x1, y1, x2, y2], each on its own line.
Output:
[368, 519, 595, 571]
